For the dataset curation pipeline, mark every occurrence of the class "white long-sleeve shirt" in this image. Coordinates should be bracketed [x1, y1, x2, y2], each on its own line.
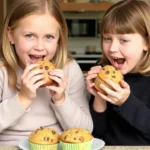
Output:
[0, 60, 93, 145]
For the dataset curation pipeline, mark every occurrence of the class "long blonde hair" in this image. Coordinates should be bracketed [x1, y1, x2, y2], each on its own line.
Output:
[99, 0, 150, 75]
[0, 0, 72, 91]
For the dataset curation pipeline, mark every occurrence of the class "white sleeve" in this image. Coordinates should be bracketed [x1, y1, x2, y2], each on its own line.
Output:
[0, 67, 29, 133]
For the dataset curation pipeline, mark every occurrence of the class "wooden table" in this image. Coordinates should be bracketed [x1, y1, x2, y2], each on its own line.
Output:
[0, 146, 150, 150]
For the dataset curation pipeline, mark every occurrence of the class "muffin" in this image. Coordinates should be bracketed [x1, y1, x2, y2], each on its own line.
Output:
[29, 126, 59, 150]
[94, 65, 123, 94]
[60, 128, 93, 150]
[33, 60, 55, 87]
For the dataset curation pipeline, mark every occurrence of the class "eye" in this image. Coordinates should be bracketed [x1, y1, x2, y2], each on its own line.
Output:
[103, 37, 112, 43]
[25, 34, 33, 38]
[120, 39, 129, 43]
[46, 35, 54, 39]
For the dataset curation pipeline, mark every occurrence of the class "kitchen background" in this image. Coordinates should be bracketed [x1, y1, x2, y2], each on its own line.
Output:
[0, 0, 150, 72]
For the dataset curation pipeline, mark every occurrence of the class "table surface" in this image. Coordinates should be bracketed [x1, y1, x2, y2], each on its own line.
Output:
[0, 146, 150, 150]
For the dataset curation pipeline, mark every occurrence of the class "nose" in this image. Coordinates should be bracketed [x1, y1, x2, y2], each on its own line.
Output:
[109, 40, 119, 53]
[34, 39, 45, 51]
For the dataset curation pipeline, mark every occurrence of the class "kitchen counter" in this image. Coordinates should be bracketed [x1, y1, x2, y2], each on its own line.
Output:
[0, 146, 150, 150]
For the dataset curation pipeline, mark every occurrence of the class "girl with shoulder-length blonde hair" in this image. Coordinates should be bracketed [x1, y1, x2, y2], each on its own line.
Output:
[0, 0, 93, 145]
[1, 0, 71, 91]
[86, 0, 150, 145]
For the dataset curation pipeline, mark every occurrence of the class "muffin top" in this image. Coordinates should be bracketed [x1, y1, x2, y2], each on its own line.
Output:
[29, 127, 59, 144]
[98, 65, 123, 84]
[33, 60, 56, 87]
[60, 128, 93, 143]
[35, 60, 55, 71]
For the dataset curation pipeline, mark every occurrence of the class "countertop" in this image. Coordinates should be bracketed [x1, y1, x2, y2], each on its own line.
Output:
[0, 146, 150, 150]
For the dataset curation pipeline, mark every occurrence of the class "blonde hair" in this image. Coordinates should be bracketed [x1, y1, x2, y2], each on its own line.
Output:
[99, 0, 150, 75]
[0, 0, 72, 91]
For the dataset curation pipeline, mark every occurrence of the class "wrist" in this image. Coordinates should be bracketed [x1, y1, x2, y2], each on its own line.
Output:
[18, 93, 33, 109]
[93, 96, 107, 112]
[52, 94, 65, 105]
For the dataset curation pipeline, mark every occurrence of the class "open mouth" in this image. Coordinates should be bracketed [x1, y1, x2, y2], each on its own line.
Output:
[113, 57, 125, 69]
[29, 55, 45, 63]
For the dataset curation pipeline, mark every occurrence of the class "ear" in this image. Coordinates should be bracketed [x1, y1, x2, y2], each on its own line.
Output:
[143, 42, 149, 52]
[7, 27, 14, 44]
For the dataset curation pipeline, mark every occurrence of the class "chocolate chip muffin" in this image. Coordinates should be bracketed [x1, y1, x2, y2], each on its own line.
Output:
[94, 65, 123, 94]
[29, 127, 59, 150]
[60, 128, 93, 143]
[60, 128, 93, 150]
[33, 60, 55, 87]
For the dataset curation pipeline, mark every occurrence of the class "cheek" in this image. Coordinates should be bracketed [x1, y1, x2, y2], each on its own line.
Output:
[46, 43, 58, 54]
[102, 42, 109, 50]
[15, 42, 32, 54]
[13, 36, 34, 52]
[102, 44, 109, 55]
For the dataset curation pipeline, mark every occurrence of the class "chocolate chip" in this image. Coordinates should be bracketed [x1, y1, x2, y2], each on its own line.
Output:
[79, 136, 84, 142]
[112, 76, 116, 78]
[75, 131, 79, 134]
[40, 126, 44, 130]
[40, 66, 43, 69]
[47, 137, 49, 141]
[45, 66, 49, 70]
[113, 71, 115, 74]
[44, 137, 46, 141]
[74, 137, 77, 140]
[105, 71, 110, 74]
[52, 131, 56, 135]
[64, 135, 68, 140]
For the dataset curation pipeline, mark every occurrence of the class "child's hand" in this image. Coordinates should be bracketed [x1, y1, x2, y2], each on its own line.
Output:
[46, 69, 67, 104]
[86, 66, 101, 96]
[98, 79, 130, 106]
[19, 63, 46, 101]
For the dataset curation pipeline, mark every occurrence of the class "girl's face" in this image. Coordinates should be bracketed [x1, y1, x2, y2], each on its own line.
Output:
[102, 33, 148, 74]
[7, 13, 60, 68]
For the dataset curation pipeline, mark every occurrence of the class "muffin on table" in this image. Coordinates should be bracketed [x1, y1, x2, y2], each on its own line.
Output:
[59, 127, 93, 150]
[29, 126, 59, 150]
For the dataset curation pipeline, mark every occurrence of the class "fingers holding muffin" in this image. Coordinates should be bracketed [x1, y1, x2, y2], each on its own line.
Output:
[32, 60, 67, 104]
[86, 66, 101, 96]
[46, 69, 67, 104]
[97, 79, 130, 106]
[94, 65, 130, 106]
[19, 63, 48, 103]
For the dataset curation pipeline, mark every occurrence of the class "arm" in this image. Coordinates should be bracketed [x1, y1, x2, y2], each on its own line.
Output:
[114, 92, 150, 138]
[0, 67, 29, 133]
[90, 96, 110, 138]
[0, 94, 29, 133]
[50, 60, 93, 132]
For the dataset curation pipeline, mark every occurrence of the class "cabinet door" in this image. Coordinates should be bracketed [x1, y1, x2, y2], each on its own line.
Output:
[0, 0, 15, 33]
[0, 0, 5, 33]
[60, 2, 113, 12]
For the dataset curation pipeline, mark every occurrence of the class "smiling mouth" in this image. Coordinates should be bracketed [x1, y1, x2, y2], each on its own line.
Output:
[114, 57, 125, 63]
[112, 57, 125, 69]
[29, 55, 45, 63]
